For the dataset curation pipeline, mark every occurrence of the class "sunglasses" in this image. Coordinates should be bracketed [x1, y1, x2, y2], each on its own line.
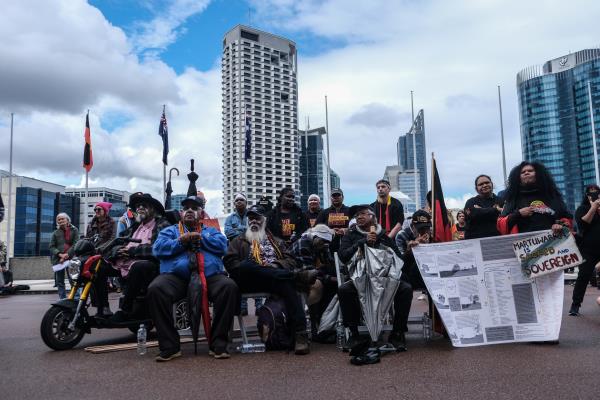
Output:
[331, 193, 342, 197]
[94, 208, 103, 212]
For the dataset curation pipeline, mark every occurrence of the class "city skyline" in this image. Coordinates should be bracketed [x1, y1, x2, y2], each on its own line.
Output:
[2, 1, 600, 215]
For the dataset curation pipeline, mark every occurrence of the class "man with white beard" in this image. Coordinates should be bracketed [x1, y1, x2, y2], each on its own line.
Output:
[224, 205, 317, 355]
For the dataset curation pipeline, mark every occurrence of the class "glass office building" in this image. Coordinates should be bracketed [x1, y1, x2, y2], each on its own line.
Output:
[299, 127, 327, 210]
[13, 187, 80, 257]
[396, 109, 427, 208]
[517, 49, 600, 211]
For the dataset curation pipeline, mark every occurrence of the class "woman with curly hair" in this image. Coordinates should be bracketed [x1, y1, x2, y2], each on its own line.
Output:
[497, 162, 572, 235]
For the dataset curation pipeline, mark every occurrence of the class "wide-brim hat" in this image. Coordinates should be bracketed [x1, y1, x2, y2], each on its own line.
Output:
[129, 193, 165, 215]
[349, 204, 374, 219]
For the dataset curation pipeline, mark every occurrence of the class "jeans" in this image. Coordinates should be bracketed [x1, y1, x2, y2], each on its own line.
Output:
[54, 269, 67, 299]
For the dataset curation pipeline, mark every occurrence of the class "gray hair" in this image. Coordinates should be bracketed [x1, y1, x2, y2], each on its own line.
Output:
[56, 212, 71, 228]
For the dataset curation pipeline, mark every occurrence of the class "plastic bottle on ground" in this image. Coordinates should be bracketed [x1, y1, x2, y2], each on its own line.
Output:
[137, 324, 147, 355]
[236, 342, 266, 353]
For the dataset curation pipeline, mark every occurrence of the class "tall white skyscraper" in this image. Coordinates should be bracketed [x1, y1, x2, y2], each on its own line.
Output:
[221, 25, 299, 214]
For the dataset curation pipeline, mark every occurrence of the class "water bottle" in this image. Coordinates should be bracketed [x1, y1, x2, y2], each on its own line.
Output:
[236, 342, 266, 353]
[336, 320, 346, 350]
[305, 313, 312, 340]
[422, 313, 432, 341]
[137, 324, 147, 355]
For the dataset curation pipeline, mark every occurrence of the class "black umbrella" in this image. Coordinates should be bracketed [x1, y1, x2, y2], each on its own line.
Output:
[186, 262, 210, 355]
[164, 167, 179, 210]
[187, 159, 199, 196]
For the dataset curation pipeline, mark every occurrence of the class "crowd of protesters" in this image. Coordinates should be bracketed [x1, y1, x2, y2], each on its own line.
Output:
[2, 160, 599, 360]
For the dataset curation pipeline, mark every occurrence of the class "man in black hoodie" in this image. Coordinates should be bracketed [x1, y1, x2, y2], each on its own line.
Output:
[338, 205, 413, 352]
[266, 187, 308, 246]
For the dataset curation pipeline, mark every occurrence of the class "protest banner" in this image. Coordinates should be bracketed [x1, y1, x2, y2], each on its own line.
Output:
[512, 227, 582, 279]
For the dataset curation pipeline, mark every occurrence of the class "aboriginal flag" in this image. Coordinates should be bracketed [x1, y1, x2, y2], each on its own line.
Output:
[159, 107, 169, 165]
[431, 156, 452, 243]
[83, 112, 93, 172]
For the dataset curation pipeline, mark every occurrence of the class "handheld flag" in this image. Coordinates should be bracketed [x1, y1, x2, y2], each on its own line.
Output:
[158, 106, 169, 165]
[431, 155, 452, 243]
[244, 112, 251, 163]
[83, 112, 93, 172]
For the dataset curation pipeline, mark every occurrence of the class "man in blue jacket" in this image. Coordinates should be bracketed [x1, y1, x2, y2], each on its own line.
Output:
[149, 195, 238, 362]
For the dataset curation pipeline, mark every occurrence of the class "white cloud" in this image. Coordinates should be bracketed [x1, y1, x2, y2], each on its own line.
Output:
[2, 0, 600, 218]
[130, 0, 211, 53]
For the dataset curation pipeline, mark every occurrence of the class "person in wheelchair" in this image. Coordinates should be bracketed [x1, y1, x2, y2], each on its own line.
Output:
[94, 193, 170, 320]
[224, 204, 317, 355]
[291, 224, 338, 341]
[338, 204, 413, 352]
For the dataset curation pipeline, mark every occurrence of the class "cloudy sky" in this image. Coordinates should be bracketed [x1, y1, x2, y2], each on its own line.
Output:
[1, 0, 600, 215]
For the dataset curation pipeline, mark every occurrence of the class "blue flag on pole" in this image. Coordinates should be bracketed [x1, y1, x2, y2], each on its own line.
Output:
[158, 107, 169, 165]
[244, 113, 251, 163]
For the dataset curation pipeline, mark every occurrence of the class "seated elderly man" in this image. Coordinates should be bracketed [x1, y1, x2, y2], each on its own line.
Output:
[338, 204, 413, 352]
[149, 195, 238, 362]
[291, 224, 338, 340]
[224, 205, 317, 355]
[93, 193, 170, 320]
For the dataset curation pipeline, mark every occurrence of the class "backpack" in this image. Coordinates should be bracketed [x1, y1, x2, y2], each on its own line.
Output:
[256, 296, 293, 351]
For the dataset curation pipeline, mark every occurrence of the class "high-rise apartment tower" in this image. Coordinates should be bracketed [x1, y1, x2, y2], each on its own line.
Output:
[221, 25, 299, 214]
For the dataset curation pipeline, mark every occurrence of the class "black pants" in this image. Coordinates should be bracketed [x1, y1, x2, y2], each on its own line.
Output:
[230, 263, 306, 333]
[93, 262, 120, 308]
[338, 279, 413, 333]
[147, 273, 238, 353]
[121, 261, 159, 312]
[572, 252, 600, 306]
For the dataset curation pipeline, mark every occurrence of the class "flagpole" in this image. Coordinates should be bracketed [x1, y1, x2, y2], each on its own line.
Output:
[84, 110, 89, 235]
[497, 86, 508, 185]
[162, 105, 167, 202]
[325, 95, 331, 207]
[430, 152, 435, 238]
[588, 81, 600, 185]
[5, 113, 14, 271]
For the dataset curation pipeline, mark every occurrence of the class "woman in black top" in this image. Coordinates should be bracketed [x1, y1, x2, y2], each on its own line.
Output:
[463, 175, 501, 239]
[569, 184, 600, 316]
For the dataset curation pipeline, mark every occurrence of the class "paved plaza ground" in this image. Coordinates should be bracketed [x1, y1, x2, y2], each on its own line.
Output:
[1, 286, 600, 400]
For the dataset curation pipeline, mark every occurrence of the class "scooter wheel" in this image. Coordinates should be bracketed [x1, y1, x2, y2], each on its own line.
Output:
[40, 306, 85, 350]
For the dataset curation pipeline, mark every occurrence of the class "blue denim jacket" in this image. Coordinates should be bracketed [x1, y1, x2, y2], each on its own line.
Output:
[152, 224, 227, 281]
[224, 211, 248, 240]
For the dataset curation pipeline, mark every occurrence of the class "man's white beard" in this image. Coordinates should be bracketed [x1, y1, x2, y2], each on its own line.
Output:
[245, 224, 266, 243]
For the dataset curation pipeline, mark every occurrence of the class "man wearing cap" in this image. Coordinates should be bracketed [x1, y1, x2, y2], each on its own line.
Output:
[316, 188, 350, 254]
[291, 224, 337, 339]
[149, 195, 237, 361]
[98, 193, 172, 322]
[338, 204, 413, 352]
[305, 194, 322, 228]
[224, 205, 317, 355]
[395, 209, 432, 290]
[371, 179, 404, 239]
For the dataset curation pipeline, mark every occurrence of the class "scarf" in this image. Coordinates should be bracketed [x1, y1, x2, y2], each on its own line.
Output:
[250, 232, 283, 266]
[378, 195, 392, 234]
[63, 226, 72, 253]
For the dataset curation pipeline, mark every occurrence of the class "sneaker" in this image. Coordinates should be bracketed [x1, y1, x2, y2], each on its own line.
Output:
[95, 306, 113, 318]
[211, 348, 231, 359]
[388, 331, 407, 352]
[155, 350, 182, 362]
[347, 334, 370, 356]
[568, 304, 580, 316]
[294, 332, 310, 355]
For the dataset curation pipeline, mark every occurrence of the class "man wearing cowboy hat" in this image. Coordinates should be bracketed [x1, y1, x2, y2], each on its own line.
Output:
[103, 193, 171, 322]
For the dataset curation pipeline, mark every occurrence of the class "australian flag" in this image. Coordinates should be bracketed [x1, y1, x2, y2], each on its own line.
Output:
[244, 113, 251, 163]
[158, 107, 169, 165]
